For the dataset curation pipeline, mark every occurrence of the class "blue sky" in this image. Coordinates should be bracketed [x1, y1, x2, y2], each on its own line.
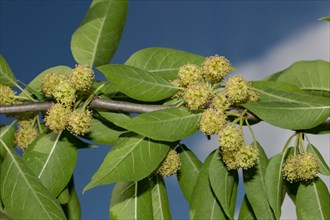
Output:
[1, 1, 329, 219]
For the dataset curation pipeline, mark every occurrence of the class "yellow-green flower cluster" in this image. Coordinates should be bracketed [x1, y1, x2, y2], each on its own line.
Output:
[225, 76, 260, 104]
[41, 64, 94, 135]
[157, 149, 181, 177]
[202, 55, 231, 82]
[183, 82, 213, 110]
[67, 109, 93, 136]
[15, 113, 38, 151]
[219, 125, 258, 170]
[282, 152, 319, 183]
[41, 64, 94, 107]
[71, 64, 94, 92]
[0, 84, 21, 105]
[199, 108, 227, 135]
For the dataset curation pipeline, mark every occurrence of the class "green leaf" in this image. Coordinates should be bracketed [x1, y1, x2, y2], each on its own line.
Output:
[63, 179, 81, 220]
[265, 151, 289, 220]
[243, 82, 330, 130]
[0, 141, 66, 219]
[209, 148, 238, 218]
[85, 118, 126, 145]
[71, 0, 128, 67]
[98, 64, 178, 102]
[97, 111, 131, 124]
[264, 60, 330, 97]
[243, 142, 275, 220]
[319, 16, 330, 21]
[0, 122, 15, 160]
[84, 133, 170, 191]
[125, 47, 206, 80]
[150, 175, 172, 220]
[0, 55, 16, 86]
[190, 151, 228, 220]
[110, 178, 153, 220]
[57, 187, 70, 204]
[238, 195, 257, 220]
[306, 144, 330, 176]
[23, 132, 77, 197]
[114, 107, 201, 141]
[176, 144, 202, 203]
[20, 66, 72, 100]
[296, 178, 330, 220]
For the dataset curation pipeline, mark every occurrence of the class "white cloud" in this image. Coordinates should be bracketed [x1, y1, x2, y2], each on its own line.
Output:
[188, 23, 329, 219]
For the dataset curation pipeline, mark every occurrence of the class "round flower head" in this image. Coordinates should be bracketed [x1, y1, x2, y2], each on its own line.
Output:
[44, 103, 71, 133]
[15, 126, 38, 151]
[282, 155, 299, 183]
[157, 149, 181, 177]
[222, 150, 240, 170]
[71, 64, 94, 92]
[41, 72, 67, 97]
[210, 92, 230, 112]
[296, 152, 319, 181]
[236, 145, 259, 169]
[177, 64, 203, 87]
[0, 84, 20, 105]
[183, 82, 213, 110]
[225, 75, 250, 104]
[199, 108, 227, 135]
[246, 89, 261, 103]
[219, 125, 244, 152]
[202, 55, 231, 82]
[67, 109, 93, 135]
[52, 80, 76, 106]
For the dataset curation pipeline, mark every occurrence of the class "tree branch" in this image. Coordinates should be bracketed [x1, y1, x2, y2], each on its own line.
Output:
[1, 98, 329, 128]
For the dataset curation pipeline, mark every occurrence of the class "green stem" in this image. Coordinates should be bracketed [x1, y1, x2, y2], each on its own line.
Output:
[282, 132, 298, 156]
[245, 118, 257, 146]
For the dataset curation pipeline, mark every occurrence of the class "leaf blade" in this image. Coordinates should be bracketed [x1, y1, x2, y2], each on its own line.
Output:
[0, 55, 16, 86]
[150, 175, 172, 220]
[71, 0, 128, 67]
[114, 107, 201, 141]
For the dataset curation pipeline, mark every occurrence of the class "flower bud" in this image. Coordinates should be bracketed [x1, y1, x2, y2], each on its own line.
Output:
[157, 149, 181, 177]
[202, 55, 231, 82]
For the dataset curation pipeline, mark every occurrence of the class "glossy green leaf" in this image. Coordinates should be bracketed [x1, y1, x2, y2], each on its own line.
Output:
[110, 178, 153, 220]
[238, 195, 257, 220]
[20, 66, 72, 100]
[319, 16, 330, 21]
[0, 122, 15, 159]
[114, 107, 201, 141]
[71, 0, 127, 67]
[209, 148, 238, 218]
[190, 152, 228, 220]
[97, 111, 131, 124]
[85, 118, 126, 145]
[84, 133, 170, 191]
[98, 64, 178, 102]
[265, 152, 288, 220]
[150, 175, 172, 220]
[125, 47, 205, 80]
[264, 60, 330, 97]
[0, 55, 16, 86]
[63, 180, 81, 220]
[23, 132, 77, 197]
[306, 144, 330, 176]
[243, 143, 274, 220]
[296, 177, 330, 220]
[243, 82, 330, 130]
[176, 144, 202, 203]
[0, 141, 66, 219]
